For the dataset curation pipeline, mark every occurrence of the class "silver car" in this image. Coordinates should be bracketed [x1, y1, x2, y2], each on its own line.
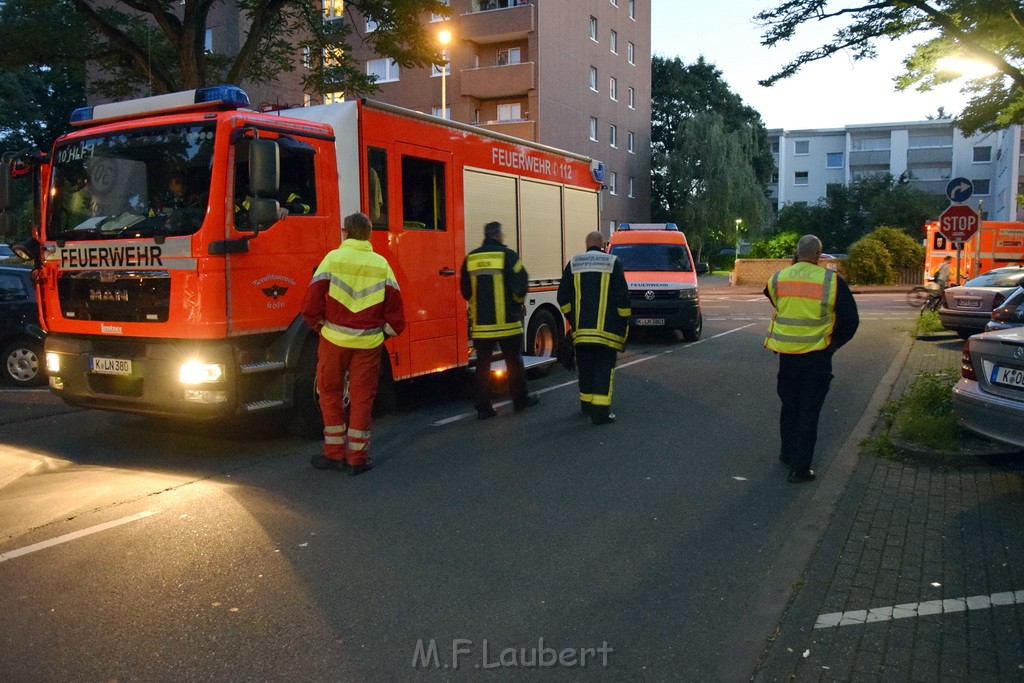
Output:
[985, 286, 1024, 332]
[953, 326, 1024, 449]
[939, 266, 1024, 339]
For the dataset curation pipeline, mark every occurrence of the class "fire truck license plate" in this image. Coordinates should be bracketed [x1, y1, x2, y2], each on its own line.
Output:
[991, 365, 1024, 389]
[634, 318, 665, 326]
[91, 357, 133, 375]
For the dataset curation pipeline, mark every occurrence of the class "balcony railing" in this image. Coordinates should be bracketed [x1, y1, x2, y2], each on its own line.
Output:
[460, 61, 534, 99]
[475, 119, 536, 142]
[461, 1, 534, 44]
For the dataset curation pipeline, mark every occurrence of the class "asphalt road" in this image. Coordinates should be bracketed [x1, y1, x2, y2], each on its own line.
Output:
[0, 293, 918, 681]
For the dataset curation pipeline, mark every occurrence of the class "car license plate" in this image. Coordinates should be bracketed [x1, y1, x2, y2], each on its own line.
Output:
[991, 365, 1024, 389]
[634, 318, 665, 326]
[955, 298, 981, 308]
[91, 357, 132, 376]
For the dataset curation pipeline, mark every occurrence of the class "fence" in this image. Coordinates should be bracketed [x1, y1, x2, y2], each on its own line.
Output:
[732, 259, 921, 287]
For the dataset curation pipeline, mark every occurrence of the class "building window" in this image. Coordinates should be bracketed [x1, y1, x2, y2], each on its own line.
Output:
[973, 178, 991, 195]
[794, 171, 809, 186]
[610, 30, 618, 54]
[497, 103, 521, 121]
[431, 0, 449, 21]
[367, 58, 400, 83]
[609, 124, 618, 148]
[323, 0, 343, 21]
[366, 19, 378, 31]
[794, 140, 810, 155]
[497, 47, 521, 65]
[589, 66, 598, 91]
[627, 42, 635, 65]
[611, 0, 618, 6]
[826, 152, 843, 168]
[323, 46, 343, 68]
[431, 50, 450, 77]
[610, 77, 617, 101]
[627, 86, 635, 109]
[302, 47, 311, 68]
[973, 146, 992, 162]
[627, 131, 635, 153]
[431, 105, 451, 119]
[205, 29, 213, 53]
[628, 176, 634, 198]
[324, 92, 345, 104]
[608, 171, 617, 195]
[589, 16, 598, 41]
[628, 0, 635, 19]
[589, 117, 598, 141]
[770, 139, 780, 154]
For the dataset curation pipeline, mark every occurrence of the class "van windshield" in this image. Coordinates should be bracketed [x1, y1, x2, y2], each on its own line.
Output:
[609, 243, 693, 272]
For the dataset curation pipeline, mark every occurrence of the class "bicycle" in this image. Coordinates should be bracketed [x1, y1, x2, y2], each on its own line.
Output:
[908, 279, 944, 314]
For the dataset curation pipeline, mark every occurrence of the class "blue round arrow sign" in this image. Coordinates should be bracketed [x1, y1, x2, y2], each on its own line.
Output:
[946, 177, 973, 203]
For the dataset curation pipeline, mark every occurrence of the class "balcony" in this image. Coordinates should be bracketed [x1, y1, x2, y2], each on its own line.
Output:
[461, 2, 534, 44]
[475, 119, 536, 141]
[460, 62, 534, 99]
[907, 147, 953, 165]
[849, 149, 891, 166]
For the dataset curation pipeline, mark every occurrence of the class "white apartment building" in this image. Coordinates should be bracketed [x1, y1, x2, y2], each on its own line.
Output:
[769, 121, 1023, 221]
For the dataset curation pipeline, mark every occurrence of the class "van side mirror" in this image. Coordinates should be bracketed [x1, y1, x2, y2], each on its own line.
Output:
[696, 262, 710, 275]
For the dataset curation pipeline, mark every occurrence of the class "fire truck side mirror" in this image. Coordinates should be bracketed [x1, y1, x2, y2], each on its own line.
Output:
[0, 158, 14, 211]
[249, 139, 280, 198]
[248, 197, 282, 231]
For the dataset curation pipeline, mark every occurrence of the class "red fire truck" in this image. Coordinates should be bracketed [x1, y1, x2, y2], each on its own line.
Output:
[0, 86, 604, 435]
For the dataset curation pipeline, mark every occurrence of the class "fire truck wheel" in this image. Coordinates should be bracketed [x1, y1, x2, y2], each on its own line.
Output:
[526, 309, 559, 377]
[287, 341, 324, 439]
[374, 349, 398, 413]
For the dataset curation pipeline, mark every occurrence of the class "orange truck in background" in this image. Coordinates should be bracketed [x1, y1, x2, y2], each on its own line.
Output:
[0, 86, 604, 436]
[924, 220, 1024, 284]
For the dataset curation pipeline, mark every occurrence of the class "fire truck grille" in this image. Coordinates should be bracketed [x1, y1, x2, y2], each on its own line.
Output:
[58, 271, 171, 323]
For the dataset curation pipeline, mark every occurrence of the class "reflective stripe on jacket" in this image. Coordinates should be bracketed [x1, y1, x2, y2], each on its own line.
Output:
[764, 262, 837, 354]
[460, 239, 528, 340]
[302, 239, 406, 349]
[557, 248, 631, 351]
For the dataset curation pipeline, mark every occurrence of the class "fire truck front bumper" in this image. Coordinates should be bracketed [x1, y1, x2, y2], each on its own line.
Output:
[43, 334, 240, 419]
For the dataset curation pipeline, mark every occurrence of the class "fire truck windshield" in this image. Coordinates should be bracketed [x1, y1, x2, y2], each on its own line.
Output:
[47, 123, 216, 241]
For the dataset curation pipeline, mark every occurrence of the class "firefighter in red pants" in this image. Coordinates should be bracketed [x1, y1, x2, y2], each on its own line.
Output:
[302, 212, 405, 475]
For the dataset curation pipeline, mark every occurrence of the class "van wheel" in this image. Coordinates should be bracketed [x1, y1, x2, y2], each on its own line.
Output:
[287, 341, 324, 439]
[681, 312, 702, 342]
[526, 309, 559, 377]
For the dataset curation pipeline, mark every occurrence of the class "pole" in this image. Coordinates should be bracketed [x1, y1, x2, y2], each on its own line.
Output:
[441, 67, 446, 120]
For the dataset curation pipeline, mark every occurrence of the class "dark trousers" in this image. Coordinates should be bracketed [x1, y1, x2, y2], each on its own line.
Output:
[473, 335, 527, 410]
[576, 344, 617, 420]
[777, 350, 834, 474]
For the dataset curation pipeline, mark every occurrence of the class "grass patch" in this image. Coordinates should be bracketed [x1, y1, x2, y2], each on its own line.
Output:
[871, 368, 967, 453]
[914, 310, 945, 337]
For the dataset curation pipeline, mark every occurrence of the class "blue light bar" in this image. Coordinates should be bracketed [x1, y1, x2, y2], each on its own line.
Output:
[69, 85, 250, 126]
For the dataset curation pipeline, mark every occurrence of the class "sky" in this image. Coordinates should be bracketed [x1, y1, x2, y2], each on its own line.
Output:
[649, 0, 972, 131]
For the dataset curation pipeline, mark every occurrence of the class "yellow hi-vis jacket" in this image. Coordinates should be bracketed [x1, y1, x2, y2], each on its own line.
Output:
[765, 262, 837, 354]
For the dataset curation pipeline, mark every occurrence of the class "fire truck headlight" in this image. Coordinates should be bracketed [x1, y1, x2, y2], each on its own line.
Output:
[179, 360, 225, 385]
[46, 352, 61, 374]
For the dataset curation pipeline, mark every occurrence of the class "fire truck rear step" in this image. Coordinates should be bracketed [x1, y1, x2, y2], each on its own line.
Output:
[245, 399, 285, 412]
[240, 361, 286, 374]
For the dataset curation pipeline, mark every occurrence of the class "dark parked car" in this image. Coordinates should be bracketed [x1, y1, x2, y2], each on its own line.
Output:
[939, 266, 1024, 338]
[0, 265, 46, 386]
[953, 326, 1024, 450]
[986, 286, 1024, 332]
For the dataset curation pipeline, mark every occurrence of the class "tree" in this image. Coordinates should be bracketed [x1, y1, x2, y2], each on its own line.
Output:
[756, 1, 1024, 135]
[0, 0, 88, 151]
[774, 174, 945, 252]
[63, 0, 448, 99]
[650, 56, 774, 257]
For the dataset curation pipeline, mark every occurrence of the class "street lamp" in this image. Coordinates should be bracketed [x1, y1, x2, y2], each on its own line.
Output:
[437, 29, 452, 119]
[735, 218, 743, 257]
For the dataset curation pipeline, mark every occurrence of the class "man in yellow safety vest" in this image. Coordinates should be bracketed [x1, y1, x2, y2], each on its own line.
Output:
[765, 234, 859, 483]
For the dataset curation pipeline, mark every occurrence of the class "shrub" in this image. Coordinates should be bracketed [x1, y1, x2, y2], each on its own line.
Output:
[866, 226, 925, 269]
[845, 237, 896, 284]
[750, 231, 799, 259]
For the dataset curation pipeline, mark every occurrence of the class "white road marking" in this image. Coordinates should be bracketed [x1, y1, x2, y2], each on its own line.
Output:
[814, 590, 1024, 628]
[0, 510, 159, 563]
[431, 323, 757, 426]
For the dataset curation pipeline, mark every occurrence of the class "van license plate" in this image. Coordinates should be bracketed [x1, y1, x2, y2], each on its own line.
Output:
[991, 365, 1024, 389]
[634, 318, 665, 326]
[91, 357, 132, 376]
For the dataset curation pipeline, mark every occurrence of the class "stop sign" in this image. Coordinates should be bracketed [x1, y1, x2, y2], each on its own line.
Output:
[938, 203, 980, 242]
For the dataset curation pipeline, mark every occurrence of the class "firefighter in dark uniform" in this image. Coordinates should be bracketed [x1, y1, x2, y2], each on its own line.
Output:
[764, 234, 859, 483]
[460, 221, 539, 419]
[557, 231, 631, 425]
